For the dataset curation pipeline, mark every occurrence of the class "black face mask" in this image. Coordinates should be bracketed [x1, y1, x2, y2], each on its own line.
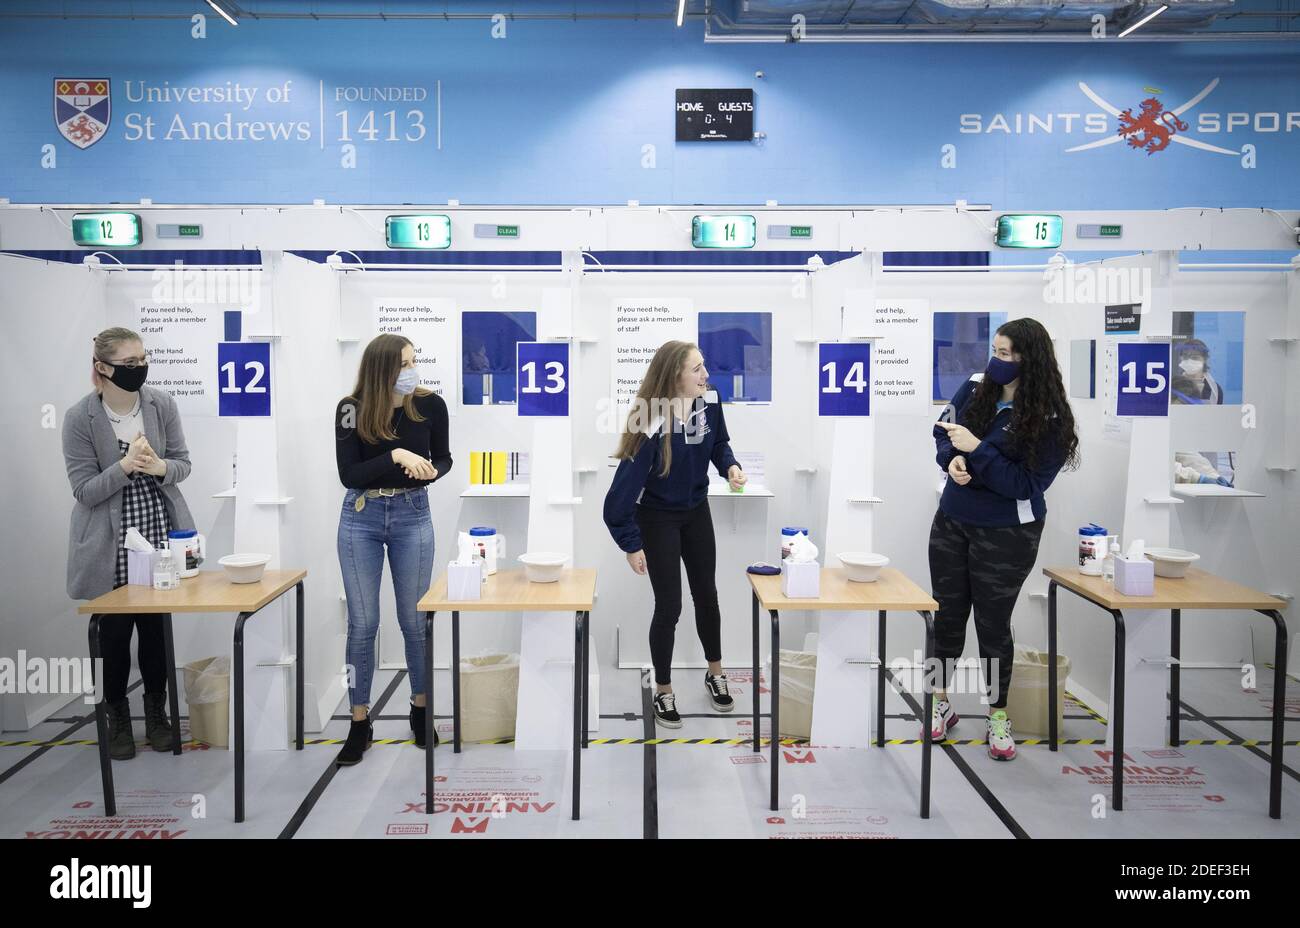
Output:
[101, 360, 148, 393]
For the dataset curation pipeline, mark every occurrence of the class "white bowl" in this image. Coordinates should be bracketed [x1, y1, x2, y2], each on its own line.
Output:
[518, 552, 567, 583]
[1144, 547, 1199, 578]
[219, 553, 271, 584]
[837, 552, 890, 583]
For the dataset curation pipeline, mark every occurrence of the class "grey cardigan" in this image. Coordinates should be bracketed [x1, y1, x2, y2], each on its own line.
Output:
[62, 385, 196, 600]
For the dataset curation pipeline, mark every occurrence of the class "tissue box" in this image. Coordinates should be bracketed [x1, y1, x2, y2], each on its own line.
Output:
[780, 560, 820, 599]
[127, 548, 156, 586]
[1114, 556, 1154, 596]
[447, 561, 482, 601]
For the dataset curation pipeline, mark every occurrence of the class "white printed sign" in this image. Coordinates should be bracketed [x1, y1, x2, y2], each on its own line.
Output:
[132, 302, 225, 417]
[850, 296, 931, 414]
[610, 298, 696, 412]
[373, 298, 458, 414]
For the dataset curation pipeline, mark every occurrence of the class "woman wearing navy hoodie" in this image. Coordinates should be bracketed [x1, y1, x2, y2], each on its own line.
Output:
[603, 341, 747, 729]
[930, 318, 1079, 761]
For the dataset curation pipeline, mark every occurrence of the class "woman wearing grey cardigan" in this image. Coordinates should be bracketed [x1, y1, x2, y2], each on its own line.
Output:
[63, 327, 196, 760]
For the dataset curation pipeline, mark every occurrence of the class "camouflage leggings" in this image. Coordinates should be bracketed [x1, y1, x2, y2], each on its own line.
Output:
[928, 509, 1044, 709]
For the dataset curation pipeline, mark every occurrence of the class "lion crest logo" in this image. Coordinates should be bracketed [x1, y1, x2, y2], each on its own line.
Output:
[55, 78, 111, 149]
[1117, 97, 1189, 155]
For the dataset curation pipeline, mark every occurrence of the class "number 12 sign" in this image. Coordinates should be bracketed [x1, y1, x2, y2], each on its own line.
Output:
[818, 343, 871, 417]
[1115, 342, 1170, 417]
[517, 341, 569, 416]
[217, 342, 271, 417]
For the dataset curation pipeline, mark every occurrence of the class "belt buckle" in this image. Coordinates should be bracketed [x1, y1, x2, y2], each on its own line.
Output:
[379, 487, 396, 498]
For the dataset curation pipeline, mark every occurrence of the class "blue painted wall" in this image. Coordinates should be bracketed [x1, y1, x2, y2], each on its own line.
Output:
[3, 16, 1298, 207]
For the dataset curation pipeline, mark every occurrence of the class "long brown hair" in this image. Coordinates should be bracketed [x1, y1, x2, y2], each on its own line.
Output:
[91, 326, 143, 392]
[344, 333, 428, 444]
[614, 340, 700, 478]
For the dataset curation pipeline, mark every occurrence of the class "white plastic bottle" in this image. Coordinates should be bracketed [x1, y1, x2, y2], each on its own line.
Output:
[1102, 538, 1120, 585]
[153, 548, 179, 591]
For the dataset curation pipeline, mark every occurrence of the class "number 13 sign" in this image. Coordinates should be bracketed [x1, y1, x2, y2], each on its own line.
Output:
[1115, 342, 1170, 417]
[217, 342, 271, 417]
[517, 341, 569, 417]
[818, 343, 871, 417]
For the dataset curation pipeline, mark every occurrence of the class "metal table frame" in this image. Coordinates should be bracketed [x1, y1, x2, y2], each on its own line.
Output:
[1047, 579, 1288, 818]
[750, 591, 937, 818]
[422, 608, 590, 820]
[87, 579, 305, 823]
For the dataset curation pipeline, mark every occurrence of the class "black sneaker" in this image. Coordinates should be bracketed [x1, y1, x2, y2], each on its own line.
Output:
[652, 691, 683, 729]
[105, 698, 136, 761]
[705, 672, 734, 712]
[335, 715, 373, 766]
[409, 701, 440, 749]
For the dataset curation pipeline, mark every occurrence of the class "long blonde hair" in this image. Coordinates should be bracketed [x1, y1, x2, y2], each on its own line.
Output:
[91, 326, 143, 392]
[344, 333, 429, 444]
[614, 340, 700, 478]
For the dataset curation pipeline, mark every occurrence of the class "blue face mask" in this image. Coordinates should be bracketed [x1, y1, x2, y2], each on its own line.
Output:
[394, 367, 420, 395]
[985, 356, 1020, 386]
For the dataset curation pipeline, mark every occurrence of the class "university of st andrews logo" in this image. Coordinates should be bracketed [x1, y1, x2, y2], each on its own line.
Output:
[55, 78, 111, 149]
[1117, 97, 1189, 155]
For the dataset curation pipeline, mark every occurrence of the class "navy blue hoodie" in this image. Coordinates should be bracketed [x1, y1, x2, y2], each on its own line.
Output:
[603, 395, 740, 553]
[935, 376, 1066, 527]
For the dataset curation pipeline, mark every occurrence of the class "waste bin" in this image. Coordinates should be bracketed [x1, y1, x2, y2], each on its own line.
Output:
[764, 649, 817, 740]
[183, 656, 230, 749]
[460, 653, 519, 742]
[1005, 646, 1070, 737]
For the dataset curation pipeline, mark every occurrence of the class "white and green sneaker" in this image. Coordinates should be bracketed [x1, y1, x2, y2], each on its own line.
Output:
[987, 710, 1017, 761]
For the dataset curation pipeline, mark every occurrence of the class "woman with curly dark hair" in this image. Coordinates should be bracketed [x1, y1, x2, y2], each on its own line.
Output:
[927, 317, 1079, 762]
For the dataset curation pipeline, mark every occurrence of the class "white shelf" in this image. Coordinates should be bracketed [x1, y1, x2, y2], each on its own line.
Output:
[254, 496, 294, 506]
[847, 496, 884, 504]
[708, 484, 774, 498]
[549, 497, 584, 506]
[461, 483, 530, 498]
[1171, 484, 1265, 499]
[212, 487, 236, 499]
[1265, 465, 1296, 473]
[1143, 496, 1185, 505]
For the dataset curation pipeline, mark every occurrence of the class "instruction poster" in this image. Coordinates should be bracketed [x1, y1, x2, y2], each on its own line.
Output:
[373, 298, 458, 414]
[611, 298, 696, 413]
[132, 301, 224, 417]
[850, 295, 930, 414]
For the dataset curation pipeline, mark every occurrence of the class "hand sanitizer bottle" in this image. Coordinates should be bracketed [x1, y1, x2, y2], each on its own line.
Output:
[1102, 537, 1120, 586]
[153, 548, 179, 591]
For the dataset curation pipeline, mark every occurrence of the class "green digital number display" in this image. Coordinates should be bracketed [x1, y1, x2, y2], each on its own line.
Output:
[385, 215, 452, 249]
[692, 214, 756, 249]
[71, 212, 142, 248]
[995, 214, 1063, 249]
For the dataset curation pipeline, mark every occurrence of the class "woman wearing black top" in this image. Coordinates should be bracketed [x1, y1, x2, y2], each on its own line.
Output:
[334, 333, 452, 766]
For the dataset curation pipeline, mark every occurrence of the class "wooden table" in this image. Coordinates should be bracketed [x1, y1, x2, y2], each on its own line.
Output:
[418, 568, 596, 820]
[1044, 566, 1288, 818]
[748, 567, 940, 817]
[78, 569, 306, 823]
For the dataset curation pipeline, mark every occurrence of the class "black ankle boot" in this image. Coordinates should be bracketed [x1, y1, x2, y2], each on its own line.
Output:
[410, 701, 439, 748]
[336, 715, 373, 766]
[106, 698, 136, 761]
[143, 692, 175, 752]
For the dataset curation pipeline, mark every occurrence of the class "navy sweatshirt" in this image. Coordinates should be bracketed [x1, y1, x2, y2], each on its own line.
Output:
[934, 376, 1066, 527]
[603, 396, 740, 553]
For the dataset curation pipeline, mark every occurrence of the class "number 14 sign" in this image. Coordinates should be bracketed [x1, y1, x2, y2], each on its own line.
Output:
[1115, 342, 1170, 417]
[818, 343, 871, 417]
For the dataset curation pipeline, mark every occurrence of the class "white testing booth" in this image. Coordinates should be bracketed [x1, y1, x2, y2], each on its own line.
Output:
[1, 204, 1297, 836]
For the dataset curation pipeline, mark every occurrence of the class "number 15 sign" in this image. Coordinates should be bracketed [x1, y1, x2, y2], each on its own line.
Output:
[818, 343, 871, 417]
[1115, 342, 1170, 417]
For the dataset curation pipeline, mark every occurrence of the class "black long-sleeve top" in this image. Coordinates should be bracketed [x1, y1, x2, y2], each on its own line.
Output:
[335, 391, 453, 490]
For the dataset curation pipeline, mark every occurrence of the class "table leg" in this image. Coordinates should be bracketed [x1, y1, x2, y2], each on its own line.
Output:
[751, 590, 760, 753]
[582, 610, 590, 751]
[770, 608, 780, 812]
[296, 581, 305, 751]
[1110, 609, 1126, 813]
[1048, 580, 1059, 751]
[161, 613, 182, 755]
[1261, 609, 1288, 820]
[572, 611, 583, 821]
[876, 610, 886, 748]
[1170, 608, 1181, 748]
[425, 611, 435, 815]
[921, 610, 935, 820]
[87, 615, 116, 818]
[452, 610, 461, 754]
[233, 611, 250, 824]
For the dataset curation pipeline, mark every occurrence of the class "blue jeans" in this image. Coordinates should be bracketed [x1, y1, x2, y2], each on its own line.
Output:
[337, 486, 435, 707]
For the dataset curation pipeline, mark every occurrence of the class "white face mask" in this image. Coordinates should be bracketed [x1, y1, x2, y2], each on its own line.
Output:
[394, 367, 420, 395]
[1179, 358, 1205, 375]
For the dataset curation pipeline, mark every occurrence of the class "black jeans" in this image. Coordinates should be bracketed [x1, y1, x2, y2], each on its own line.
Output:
[636, 501, 723, 686]
[927, 509, 1044, 710]
[97, 613, 169, 704]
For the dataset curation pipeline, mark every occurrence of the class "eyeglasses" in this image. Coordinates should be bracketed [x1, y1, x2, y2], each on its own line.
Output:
[100, 354, 150, 369]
